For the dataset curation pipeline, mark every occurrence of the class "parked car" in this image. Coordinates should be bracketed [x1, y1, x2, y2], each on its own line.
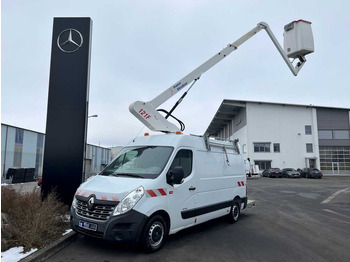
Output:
[300, 168, 323, 178]
[282, 168, 300, 178]
[262, 168, 283, 178]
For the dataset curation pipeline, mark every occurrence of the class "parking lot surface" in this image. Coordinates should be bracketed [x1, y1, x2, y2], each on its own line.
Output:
[47, 177, 350, 262]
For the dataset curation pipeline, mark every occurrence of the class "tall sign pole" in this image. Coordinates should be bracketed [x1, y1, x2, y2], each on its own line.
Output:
[42, 18, 92, 205]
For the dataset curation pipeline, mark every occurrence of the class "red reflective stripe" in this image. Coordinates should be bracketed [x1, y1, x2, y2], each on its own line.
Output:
[112, 196, 119, 201]
[158, 188, 167, 196]
[81, 191, 87, 197]
[101, 195, 107, 201]
[241, 181, 245, 186]
[147, 190, 157, 197]
[238, 182, 241, 186]
[293, 19, 312, 24]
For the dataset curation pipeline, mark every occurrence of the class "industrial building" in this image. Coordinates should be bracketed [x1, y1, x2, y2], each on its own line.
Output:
[205, 100, 350, 175]
[1, 123, 111, 183]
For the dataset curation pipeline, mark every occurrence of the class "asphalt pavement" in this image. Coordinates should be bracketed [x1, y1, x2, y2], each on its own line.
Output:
[45, 176, 350, 262]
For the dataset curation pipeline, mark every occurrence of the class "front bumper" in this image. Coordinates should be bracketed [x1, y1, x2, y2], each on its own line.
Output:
[70, 206, 148, 244]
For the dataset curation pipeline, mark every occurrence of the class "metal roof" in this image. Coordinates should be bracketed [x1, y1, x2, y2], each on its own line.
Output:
[205, 100, 246, 136]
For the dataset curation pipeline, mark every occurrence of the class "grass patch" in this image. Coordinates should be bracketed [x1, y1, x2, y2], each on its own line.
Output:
[1, 186, 69, 252]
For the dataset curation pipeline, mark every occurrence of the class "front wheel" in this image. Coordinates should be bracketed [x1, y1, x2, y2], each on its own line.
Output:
[228, 201, 240, 224]
[140, 215, 167, 253]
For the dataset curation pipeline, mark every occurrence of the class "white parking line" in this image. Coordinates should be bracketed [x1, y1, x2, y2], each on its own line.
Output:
[321, 188, 349, 204]
[322, 209, 350, 220]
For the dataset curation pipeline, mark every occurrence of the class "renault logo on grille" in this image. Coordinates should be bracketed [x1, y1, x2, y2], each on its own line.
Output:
[87, 195, 95, 211]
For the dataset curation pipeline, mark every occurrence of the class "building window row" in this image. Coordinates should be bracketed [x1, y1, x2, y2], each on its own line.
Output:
[254, 143, 270, 152]
[318, 129, 350, 140]
[254, 142, 312, 153]
[254, 142, 280, 153]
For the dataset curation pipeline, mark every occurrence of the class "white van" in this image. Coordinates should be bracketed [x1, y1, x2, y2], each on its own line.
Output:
[70, 133, 247, 252]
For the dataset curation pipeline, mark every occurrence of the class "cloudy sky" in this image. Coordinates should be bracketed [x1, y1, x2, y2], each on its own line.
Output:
[2, 0, 350, 147]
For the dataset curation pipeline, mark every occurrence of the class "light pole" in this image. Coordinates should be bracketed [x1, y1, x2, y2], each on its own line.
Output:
[85, 114, 98, 179]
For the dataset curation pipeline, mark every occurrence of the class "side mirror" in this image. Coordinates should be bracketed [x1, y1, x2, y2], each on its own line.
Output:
[167, 166, 184, 186]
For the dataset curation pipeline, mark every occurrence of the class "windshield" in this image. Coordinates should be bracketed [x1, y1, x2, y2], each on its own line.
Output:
[100, 146, 174, 179]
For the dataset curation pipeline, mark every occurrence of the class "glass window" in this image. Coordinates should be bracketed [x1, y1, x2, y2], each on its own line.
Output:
[318, 130, 333, 139]
[169, 150, 193, 178]
[273, 143, 280, 152]
[253, 143, 271, 152]
[305, 125, 312, 135]
[101, 146, 173, 179]
[14, 129, 24, 167]
[242, 144, 247, 154]
[334, 130, 350, 139]
[254, 160, 271, 170]
[306, 143, 313, 153]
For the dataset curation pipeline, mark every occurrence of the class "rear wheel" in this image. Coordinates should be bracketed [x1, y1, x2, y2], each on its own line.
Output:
[140, 215, 167, 253]
[228, 201, 240, 224]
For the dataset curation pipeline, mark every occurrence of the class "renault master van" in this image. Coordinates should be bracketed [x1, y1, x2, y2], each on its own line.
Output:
[70, 133, 247, 252]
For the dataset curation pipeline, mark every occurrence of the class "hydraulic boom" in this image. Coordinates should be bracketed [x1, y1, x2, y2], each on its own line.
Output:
[129, 21, 314, 133]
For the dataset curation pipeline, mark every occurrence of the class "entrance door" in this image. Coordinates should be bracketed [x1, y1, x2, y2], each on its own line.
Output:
[332, 162, 339, 175]
[308, 159, 316, 169]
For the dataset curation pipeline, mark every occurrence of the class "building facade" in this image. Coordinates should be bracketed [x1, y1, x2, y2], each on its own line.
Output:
[205, 100, 350, 175]
[1, 124, 111, 183]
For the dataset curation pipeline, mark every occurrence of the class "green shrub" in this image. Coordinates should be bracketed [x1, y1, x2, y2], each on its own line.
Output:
[1, 187, 69, 252]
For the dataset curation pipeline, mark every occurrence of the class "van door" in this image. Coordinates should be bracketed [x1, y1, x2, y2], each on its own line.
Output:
[166, 149, 197, 232]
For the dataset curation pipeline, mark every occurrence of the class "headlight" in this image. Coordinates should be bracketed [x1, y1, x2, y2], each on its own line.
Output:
[72, 196, 78, 208]
[113, 186, 145, 216]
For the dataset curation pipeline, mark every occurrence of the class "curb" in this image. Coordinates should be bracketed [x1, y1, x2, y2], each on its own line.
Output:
[20, 231, 77, 262]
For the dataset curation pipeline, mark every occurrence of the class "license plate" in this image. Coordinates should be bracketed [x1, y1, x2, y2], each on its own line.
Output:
[79, 220, 97, 231]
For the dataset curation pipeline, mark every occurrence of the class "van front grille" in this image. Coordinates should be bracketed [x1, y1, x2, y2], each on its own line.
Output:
[76, 199, 116, 221]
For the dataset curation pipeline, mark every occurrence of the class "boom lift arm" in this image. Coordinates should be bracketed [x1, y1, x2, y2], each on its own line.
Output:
[129, 21, 314, 133]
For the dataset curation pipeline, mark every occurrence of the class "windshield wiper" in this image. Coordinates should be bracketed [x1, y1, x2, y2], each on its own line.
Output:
[112, 173, 144, 178]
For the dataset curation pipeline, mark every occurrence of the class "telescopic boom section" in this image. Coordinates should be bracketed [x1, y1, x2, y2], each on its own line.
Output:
[129, 21, 314, 133]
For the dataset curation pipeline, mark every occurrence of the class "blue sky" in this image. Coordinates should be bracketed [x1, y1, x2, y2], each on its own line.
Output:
[2, 0, 350, 147]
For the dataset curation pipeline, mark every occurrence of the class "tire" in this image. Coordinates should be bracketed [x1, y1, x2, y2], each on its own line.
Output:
[140, 215, 167, 253]
[228, 201, 240, 224]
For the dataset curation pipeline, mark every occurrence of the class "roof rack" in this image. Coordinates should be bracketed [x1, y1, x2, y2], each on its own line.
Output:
[203, 135, 240, 154]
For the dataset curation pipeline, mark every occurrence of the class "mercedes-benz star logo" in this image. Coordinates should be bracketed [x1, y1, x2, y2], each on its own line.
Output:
[57, 28, 83, 53]
[87, 195, 95, 211]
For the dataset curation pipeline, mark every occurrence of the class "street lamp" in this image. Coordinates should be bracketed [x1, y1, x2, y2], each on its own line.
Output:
[85, 114, 98, 180]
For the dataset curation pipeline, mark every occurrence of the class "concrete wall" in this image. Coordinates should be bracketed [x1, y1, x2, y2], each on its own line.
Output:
[245, 103, 318, 169]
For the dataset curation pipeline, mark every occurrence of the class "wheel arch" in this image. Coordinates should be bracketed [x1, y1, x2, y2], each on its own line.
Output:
[233, 195, 242, 205]
[148, 209, 171, 233]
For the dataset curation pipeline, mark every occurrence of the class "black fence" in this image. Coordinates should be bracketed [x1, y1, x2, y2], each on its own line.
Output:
[6, 168, 36, 183]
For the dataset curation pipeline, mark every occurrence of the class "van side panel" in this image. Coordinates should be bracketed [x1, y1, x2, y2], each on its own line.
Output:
[195, 146, 246, 223]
